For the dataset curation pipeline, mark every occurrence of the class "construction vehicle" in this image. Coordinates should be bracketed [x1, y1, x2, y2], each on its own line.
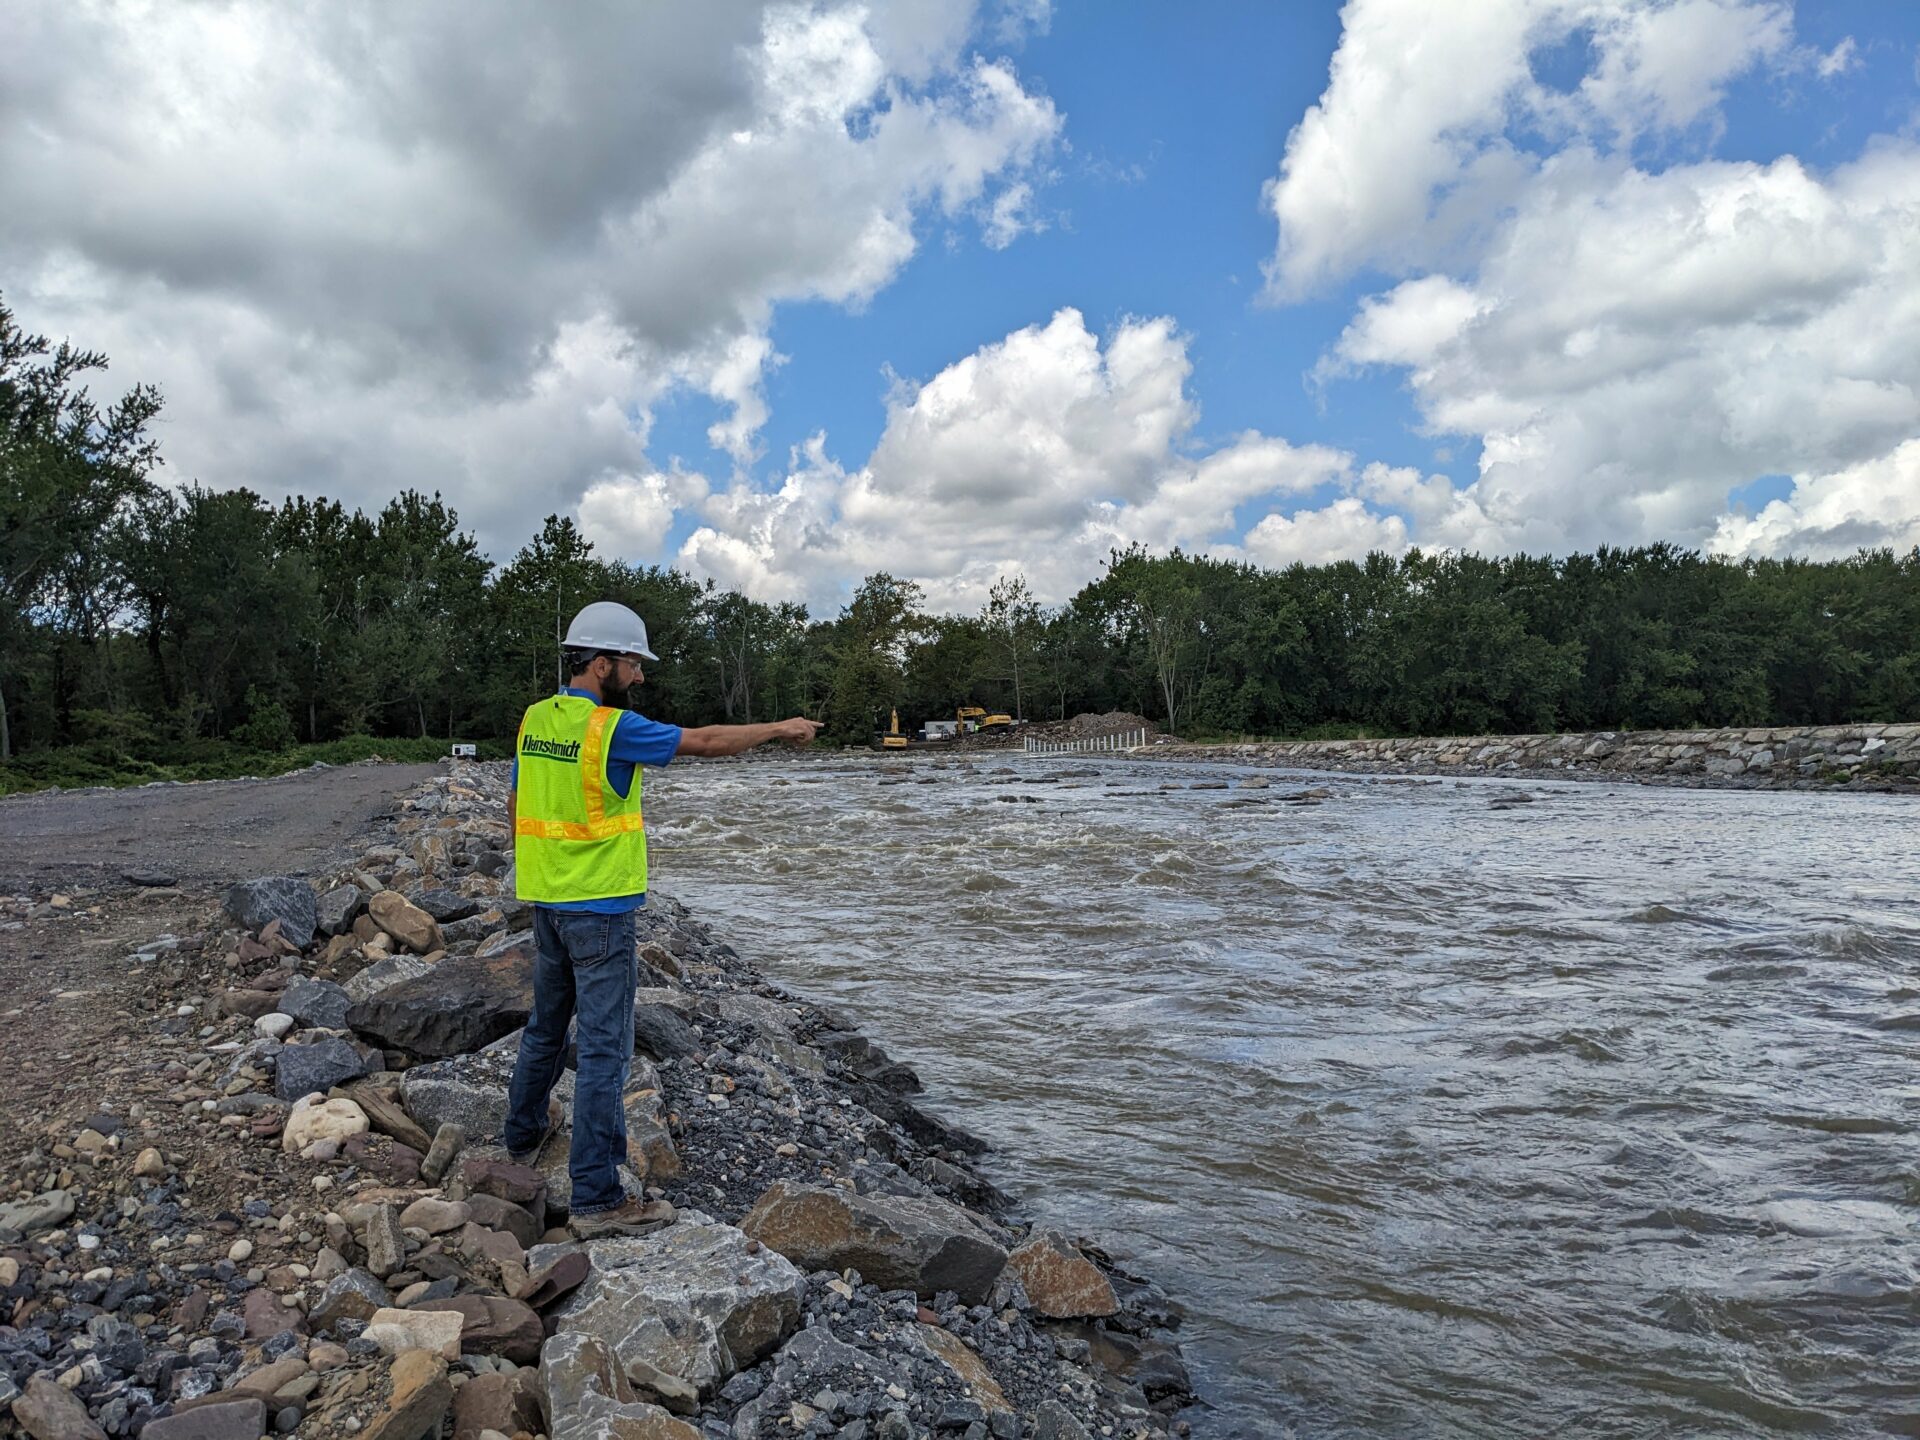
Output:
[956, 705, 1013, 734]
[874, 708, 910, 750]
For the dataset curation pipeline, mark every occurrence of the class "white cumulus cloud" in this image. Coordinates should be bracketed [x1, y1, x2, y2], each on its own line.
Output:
[1273, 0, 1920, 560]
[0, 1, 1061, 557]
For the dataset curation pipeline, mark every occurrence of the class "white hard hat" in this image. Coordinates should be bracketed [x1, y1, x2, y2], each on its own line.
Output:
[563, 601, 657, 661]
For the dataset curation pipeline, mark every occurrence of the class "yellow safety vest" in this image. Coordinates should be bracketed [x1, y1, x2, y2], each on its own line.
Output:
[513, 694, 647, 903]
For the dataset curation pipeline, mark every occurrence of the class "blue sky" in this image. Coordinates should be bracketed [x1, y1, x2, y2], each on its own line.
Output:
[7, 0, 1920, 613]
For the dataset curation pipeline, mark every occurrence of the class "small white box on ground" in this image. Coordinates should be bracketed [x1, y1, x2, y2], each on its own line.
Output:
[449, 742, 477, 759]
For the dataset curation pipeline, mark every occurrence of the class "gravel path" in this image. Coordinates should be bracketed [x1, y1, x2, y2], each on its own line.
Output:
[0, 762, 443, 891]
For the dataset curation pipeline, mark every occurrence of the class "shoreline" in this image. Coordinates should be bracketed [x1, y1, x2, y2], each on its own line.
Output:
[0, 760, 1193, 1440]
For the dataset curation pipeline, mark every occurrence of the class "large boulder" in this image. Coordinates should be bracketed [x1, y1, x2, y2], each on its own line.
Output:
[540, 1332, 702, 1440]
[348, 951, 532, 1058]
[275, 1038, 371, 1101]
[343, 953, 434, 1003]
[279, 975, 353, 1031]
[550, 1222, 805, 1410]
[401, 1040, 568, 1142]
[739, 1182, 1008, 1305]
[1004, 1231, 1118, 1318]
[367, 890, 443, 953]
[224, 876, 317, 950]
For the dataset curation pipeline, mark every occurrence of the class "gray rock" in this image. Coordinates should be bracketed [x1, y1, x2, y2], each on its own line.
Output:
[347, 951, 532, 1059]
[633, 1001, 701, 1061]
[142, 1397, 267, 1440]
[0, 1188, 74, 1236]
[363, 1204, 405, 1278]
[402, 1042, 571, 1144]
[342, 953, 434, 1003]
[315, 885, 365, 937]
[739, 1183, 1009, 1304]
[274, 1038, 370, 1102]
[412, 887, 483, 923]
[310, 1269, 389, 1332]
[224, 877, 317, 950]
[277, 976, 353, 1031]
[550, 1220, 805, 1408]
[1030, 1400, 1091, 1440]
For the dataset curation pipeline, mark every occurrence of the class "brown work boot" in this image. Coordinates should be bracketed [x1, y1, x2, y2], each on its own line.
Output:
[569, 1197, 676, 1240]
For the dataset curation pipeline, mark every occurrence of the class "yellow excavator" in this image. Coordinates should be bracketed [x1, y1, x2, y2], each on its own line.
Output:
[957, 704, 1013, 734]
[876, 708, 910, 750]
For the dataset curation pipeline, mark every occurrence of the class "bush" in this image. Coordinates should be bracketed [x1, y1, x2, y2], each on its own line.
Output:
[231, 686, 298, 752]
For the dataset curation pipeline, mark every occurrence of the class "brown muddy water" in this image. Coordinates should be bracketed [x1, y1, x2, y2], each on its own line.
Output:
[643, 755, 1920, 1438]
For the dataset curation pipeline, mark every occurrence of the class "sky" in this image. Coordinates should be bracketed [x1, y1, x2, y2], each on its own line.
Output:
[4, 0, 1919, 616]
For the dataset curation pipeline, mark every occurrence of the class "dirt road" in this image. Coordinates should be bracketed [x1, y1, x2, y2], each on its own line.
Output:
[0, 761, 442, 892]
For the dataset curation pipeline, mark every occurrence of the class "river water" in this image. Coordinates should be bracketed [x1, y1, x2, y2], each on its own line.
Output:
[642, 755, 1920, 1438]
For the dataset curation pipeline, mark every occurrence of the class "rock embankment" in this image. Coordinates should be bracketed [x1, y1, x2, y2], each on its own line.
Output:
[1151, 721, 1920, 790]
[0, 761, 1191, 1440]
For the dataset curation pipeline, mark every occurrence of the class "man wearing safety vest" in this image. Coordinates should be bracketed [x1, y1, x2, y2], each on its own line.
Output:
[504, 600, 819, 1237]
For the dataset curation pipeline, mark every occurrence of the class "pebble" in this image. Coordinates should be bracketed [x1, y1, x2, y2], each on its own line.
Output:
[133, 1146, 168, 1178]
[229, 1239, 254, 1263]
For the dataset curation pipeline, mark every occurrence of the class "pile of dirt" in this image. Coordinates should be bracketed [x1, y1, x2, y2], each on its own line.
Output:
[1063, 710, 1159, 739]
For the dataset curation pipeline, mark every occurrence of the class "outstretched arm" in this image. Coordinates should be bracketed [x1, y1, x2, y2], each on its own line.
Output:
[675, 717, 819, 758]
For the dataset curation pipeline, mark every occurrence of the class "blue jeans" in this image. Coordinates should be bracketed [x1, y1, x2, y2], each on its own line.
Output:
[504, 908, 637, 1215]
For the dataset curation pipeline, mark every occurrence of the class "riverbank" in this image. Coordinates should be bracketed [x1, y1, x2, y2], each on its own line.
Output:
[0, 761, 1190, 1440]
[1140, 721, 1920, 791]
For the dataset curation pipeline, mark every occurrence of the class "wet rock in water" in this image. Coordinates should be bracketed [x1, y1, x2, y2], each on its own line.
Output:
[1005, 1231, 1119, 1318]
[411, 1294, 544, 1364]
[539, 1331, 703, 1440]
[315, 884, 366, 937]
[343, 954, 435, 1004]
[360, 1349, 453, 1440]
[281, 1094, 369, 1153]
[277, 975, 353, 1031]
[348, 952, 532, 1059]
[740, 1182, 1009, 1304]
[225, 875, 318, 949]
[550, 1221, 805, 1409]
[274, 1038, 371, 1102]
[0, 1188, 74, 1236]
[367, 890, 444, 954]
[311, 1269, 391, 1331]
[364, 1305, 464, 1359]
[11, 1374, 107, 1439]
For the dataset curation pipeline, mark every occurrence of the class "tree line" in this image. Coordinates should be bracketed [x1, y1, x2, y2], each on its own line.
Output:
[5, 297, 1917, 764]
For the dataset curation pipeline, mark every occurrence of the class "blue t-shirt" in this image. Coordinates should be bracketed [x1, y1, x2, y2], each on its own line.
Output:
[511, 689, 682, 914]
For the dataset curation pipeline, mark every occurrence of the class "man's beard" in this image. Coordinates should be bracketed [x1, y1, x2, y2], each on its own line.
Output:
[600, 679, 634, 709]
